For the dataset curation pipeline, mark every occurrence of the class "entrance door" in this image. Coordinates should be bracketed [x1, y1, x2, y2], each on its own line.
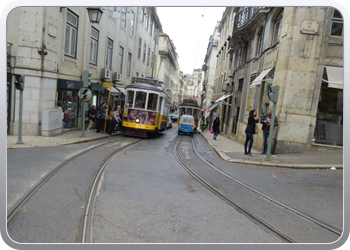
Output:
[58, 90, 78, 128]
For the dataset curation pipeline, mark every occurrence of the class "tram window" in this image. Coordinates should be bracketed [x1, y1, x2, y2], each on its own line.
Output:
[135, 91, 147, 109]
[186, 109, 192, 115]
[126, 91, 134, 107]
[158, 97, 163, 112]
[193, 109, 198, 117]
[181, 107, 186, 115]
[147, 93, 158, 110]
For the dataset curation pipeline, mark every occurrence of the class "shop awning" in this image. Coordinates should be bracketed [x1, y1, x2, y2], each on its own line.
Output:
[115, 87, 126, 95]
[208, 94, 232, 111]
[323, 66, 343, 89]
[105, 87, 120, 96]
[250, 67, 273, 88]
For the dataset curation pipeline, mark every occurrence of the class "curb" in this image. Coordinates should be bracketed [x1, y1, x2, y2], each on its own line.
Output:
[197, 132, 343, 169]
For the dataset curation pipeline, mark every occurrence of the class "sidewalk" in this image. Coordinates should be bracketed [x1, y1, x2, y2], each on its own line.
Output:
[197, 129, 343, 169]
[7, 130, 122, 149]
[7, 128, 343, 169]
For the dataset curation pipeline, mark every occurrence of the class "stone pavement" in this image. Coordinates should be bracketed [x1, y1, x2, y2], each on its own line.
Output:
[7, 128, 343, 169]
[197, 129, 343, 169]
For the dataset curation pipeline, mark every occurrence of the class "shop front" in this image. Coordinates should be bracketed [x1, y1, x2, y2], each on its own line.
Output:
[315, 66, 343, 146]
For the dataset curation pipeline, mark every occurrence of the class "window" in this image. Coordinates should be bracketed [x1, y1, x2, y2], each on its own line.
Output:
[127, 52, 132, 76]
[106, 38, 113, 69]
[147, 47, 150, 65]
[330, 9, 343, 36]
[147, 93, 158, 110]
[65, 10, 78, 57]
[135, 91, 147, 109]
[145, 12, 149, 29]
[141, 7, 145, 22]
[138, 38, 142, 59]
[256, 29, 263, 55]
[238, 78, 244, 92]
[109, 7, 116, 11]
[143, 43, 146, 62]
[150, 19, 154, 36]
[118, 46, 124, 74]
[121, 7, 127, 29]
[130, 10, 135, 36]
[136, 72, 139, 77]
[272, 11, 283, 45]
[89, 27, 99, 64]
[126, 91, 134, 107]
[151, 51, 154, 68]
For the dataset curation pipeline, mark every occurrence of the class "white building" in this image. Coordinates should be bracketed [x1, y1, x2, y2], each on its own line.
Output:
[7, 7, 162, 136]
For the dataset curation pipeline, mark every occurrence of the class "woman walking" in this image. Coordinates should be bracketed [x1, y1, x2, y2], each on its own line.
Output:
[244, 109, 259, 155]
[212, 117, 220, 140]
[106, 106, 115, 137]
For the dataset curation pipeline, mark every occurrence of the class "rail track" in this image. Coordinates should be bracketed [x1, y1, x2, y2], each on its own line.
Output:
[173, 134, 342, 243]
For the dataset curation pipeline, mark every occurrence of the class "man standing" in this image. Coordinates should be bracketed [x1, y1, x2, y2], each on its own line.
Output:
[96, 102, 107, 133]
[261, 107, 278, 154]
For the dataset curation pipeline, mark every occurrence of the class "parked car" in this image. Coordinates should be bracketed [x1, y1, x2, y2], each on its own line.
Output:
[170, 115, 179, 122]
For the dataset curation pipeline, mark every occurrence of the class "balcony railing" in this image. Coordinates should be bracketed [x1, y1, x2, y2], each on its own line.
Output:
[207, 39, 218, 52]
[233, 7, 262, 31]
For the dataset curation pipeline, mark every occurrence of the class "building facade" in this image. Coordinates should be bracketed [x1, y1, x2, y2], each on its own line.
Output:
[208, 7, 343, 153]
[7, 7, 163, 136]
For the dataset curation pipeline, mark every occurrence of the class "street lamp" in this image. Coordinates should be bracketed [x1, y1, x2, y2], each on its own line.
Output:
[87, 7, 103, 24]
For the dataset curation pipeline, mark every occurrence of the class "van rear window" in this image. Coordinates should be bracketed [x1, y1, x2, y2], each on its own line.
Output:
[183, 118, 191, 123]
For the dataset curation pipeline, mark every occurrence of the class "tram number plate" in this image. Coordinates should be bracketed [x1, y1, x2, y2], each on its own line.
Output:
[185, 129, 188, 131]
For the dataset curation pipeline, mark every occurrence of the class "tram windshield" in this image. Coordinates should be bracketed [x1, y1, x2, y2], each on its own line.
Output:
[147, 93, 158, 110]
[193, 109, 199, 117]
[135, 91, 147, 109]
[126, 91, 134, 108]
[180, 107, 186, 116]
[186, 109, 192, 115]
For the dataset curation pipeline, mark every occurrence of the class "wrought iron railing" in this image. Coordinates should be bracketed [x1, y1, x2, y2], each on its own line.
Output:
[233, 7, 262, 31]
[206, 39, 218, 52]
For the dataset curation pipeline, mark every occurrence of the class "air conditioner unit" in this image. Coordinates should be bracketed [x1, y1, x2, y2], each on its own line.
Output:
[101, 68, 111, 79]
[228, 70, 234, 78]
[166, 88, 171, 92]
[113, 72, 122, 82]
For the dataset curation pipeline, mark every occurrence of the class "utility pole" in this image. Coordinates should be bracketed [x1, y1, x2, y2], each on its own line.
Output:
[14, 75, 25, 144]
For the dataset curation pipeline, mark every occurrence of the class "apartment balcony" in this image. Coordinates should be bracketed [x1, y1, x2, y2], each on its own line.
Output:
[231, 7, 270, 38]
[159, 47, 177, 68]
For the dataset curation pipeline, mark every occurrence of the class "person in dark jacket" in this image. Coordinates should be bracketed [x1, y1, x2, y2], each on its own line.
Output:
[260, 107, 278, 154]
[86, 105, 97, 131]
[244, 109, 259, 155]
[212, 117, 220, 140]
[96, 102, 107, 133]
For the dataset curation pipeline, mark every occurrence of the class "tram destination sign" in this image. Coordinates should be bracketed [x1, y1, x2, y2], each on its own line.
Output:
[132, 77, 160, 86]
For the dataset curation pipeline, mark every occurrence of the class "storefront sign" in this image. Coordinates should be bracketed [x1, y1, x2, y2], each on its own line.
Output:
[57, 79, 83, 90]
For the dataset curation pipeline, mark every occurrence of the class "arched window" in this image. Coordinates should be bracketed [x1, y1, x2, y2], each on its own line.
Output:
[272, 11, 283, 45]
[330, 8, 343, 37]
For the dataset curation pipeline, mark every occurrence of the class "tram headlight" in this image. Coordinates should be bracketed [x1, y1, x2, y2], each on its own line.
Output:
[135, 118, 140, 123]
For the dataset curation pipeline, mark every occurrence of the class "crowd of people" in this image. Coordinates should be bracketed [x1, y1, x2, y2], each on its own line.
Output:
[86, 101, 124, 137]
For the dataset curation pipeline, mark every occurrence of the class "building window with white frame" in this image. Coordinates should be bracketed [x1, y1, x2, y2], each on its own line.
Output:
[272, 11, 283, 45]
[118, 46, 124, 74]
[121, 7, 127, 29]
[141, 7, 145, 22]
[130, 10, 135, 36]
[143, 43, 146, 62]
[147, 47, 150, 65]
[256, 29, 263, 55]
[138, 38, 142, 59]
[109, 7, 116, 11]
[89, 27, 99, 64]
[127, 52, 132, 77]
[65, 10, 78, 57]
[330, 8, 343, 37]
[106, 38, 113, 69]
[145, 12, 149, 29]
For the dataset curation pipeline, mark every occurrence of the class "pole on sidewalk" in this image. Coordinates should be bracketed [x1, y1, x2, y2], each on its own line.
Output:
[16, 89, 24, 144]
[82, 100, 86, 137]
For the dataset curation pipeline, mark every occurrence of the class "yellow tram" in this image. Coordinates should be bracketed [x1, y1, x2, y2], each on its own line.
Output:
[178, 99, 201, 130]
[122, 77, 171, 138]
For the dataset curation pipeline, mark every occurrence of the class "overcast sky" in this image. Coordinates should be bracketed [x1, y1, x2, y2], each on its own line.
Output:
[157, 7, 225, 75]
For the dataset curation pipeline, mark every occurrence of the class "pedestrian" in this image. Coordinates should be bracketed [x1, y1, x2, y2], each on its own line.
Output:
[86, 105, 96, 131]
[106, 105, 115, 137]
[96, 102, 107, 133]
[244, 109, 259, 155]
[212, 117, 220, 140]
[260, 107, 278, 155]
[200, 117, 207, 132]
[205, 117, 209, 131]
[114, 106, 122, 131]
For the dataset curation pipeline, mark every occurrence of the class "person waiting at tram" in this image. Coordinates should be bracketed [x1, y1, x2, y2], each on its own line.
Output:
[106, 106, 115, 137]
[86, 105, 96, 131]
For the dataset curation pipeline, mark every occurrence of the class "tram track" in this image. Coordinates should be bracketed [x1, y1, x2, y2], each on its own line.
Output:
[173, 134, 342, 243]
[7, 136, 143, 242]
